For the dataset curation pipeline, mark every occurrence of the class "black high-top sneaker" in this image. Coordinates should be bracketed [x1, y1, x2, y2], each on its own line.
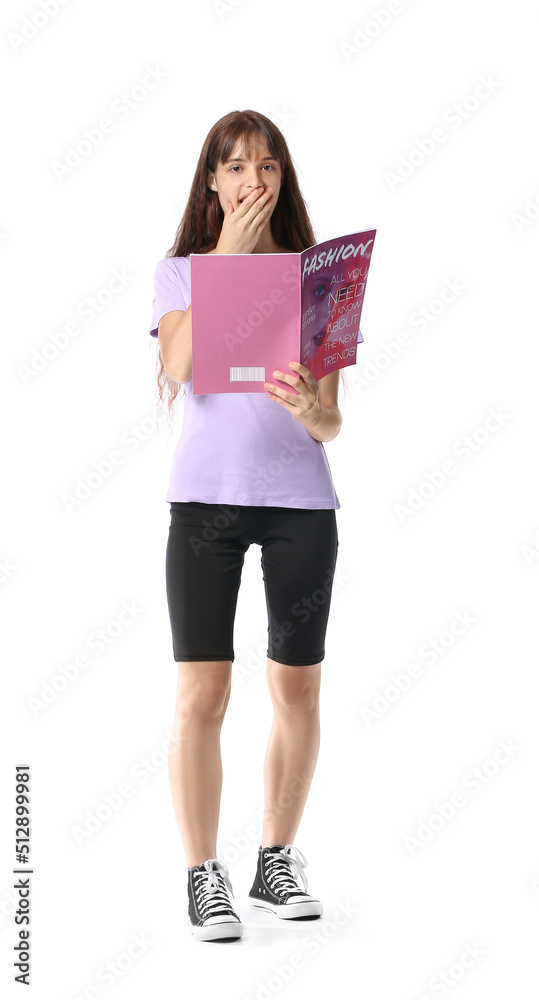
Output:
[248, 844, 323, 919]
[187, 858, 243, 941]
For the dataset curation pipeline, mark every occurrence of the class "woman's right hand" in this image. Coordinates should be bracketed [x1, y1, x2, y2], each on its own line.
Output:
[214, 186, 275, 254]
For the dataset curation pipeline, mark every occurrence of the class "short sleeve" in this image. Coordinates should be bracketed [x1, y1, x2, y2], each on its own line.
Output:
[149, 257, 187, 337]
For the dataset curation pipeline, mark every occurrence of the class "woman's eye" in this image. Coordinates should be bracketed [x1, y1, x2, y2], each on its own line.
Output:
[229, 164, 276, 173]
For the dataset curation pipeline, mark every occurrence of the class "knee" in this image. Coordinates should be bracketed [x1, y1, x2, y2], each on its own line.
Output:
[176, 678, 231, 723]
[267, 660, 321, 713]
[270, 680, 320, 715]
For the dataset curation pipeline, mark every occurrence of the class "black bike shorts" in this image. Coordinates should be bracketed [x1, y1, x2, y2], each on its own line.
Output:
[165, 501, 339, 666]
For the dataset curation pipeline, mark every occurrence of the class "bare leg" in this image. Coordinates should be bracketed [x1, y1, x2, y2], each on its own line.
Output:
[262, 659, 321, 847]
[167, 661, 232, 868]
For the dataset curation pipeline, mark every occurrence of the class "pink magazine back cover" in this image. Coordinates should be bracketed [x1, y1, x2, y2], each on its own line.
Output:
[191, 253, 301, 395]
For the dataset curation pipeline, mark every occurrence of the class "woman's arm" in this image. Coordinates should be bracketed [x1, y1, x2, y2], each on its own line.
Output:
[158, 306, 192, 384]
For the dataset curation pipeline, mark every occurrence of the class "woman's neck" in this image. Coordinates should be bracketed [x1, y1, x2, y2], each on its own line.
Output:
[251, 229, 292, 254]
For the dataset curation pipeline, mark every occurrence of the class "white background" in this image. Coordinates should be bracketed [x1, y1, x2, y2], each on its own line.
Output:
[1, 0, 538, 996]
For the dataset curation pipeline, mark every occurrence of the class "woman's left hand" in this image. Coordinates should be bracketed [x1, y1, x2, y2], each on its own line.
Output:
[264, 362, 321, 425]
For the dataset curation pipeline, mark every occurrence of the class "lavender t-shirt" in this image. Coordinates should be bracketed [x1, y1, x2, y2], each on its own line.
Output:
[149, 255, 340, 509]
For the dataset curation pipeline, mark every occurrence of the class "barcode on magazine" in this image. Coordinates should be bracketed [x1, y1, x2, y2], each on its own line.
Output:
[230, 367, 265, 382]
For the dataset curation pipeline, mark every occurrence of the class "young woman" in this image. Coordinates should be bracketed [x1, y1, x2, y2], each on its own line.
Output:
[149, 110, 344, 943]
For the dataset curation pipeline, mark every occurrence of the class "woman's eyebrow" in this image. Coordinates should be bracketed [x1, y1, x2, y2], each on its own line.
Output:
[224, 156, 278, 163]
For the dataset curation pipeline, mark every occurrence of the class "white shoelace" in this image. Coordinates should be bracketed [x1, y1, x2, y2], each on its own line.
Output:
[194, 859, 235, 918]
[264, 844, 309, 894]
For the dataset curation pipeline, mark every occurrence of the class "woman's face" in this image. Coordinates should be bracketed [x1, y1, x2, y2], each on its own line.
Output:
[208, 139, 282, 214]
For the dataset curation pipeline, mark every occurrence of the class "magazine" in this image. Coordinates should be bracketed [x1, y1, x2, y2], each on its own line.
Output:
[190, 228, 376, 394]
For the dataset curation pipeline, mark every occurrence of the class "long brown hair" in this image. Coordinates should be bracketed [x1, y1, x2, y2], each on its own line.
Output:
[153, 109, 347, 422]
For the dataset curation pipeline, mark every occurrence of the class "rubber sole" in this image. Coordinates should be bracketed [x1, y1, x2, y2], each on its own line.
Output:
[187, 917, 243, 941]
[248, 898, 323, 919]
